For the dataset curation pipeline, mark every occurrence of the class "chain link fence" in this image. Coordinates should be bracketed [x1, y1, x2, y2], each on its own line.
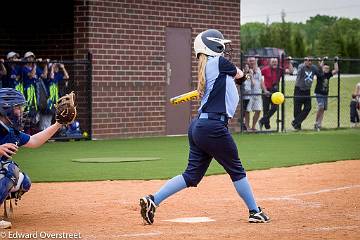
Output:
[240, 53, 360, 132]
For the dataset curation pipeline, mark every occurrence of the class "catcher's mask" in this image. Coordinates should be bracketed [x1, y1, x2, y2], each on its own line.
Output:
[0, 88, 27, 131]
[193, 29, 232, 59]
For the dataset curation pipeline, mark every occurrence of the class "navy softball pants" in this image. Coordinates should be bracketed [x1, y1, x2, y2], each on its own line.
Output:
[182, 118, 246, 187]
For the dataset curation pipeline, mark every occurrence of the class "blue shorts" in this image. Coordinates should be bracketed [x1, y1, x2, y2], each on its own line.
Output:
[315, 94, 328, 110]
[182, 116, 246, 187]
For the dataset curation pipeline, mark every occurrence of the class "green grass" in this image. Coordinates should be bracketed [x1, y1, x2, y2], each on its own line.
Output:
[268, 76, 359, 130]
[13, 129, 360, 182]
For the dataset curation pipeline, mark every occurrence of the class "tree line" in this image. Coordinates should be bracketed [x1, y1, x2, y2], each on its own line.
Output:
[240, 15, 360, 72]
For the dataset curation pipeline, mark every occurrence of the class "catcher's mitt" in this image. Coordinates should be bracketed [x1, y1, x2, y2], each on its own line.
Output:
[55, 92, 77, 125]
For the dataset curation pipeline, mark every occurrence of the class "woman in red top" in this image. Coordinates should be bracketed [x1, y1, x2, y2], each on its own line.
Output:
[259, 58, 292, 129]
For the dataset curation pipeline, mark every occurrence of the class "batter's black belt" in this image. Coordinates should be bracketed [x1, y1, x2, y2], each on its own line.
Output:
[198, 112, 229, 124]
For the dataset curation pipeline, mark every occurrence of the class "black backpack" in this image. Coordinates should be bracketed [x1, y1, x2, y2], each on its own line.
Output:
[36, 79, 49, 113]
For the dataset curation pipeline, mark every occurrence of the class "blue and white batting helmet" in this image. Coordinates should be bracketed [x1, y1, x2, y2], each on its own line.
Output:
[193, 29, 231, 58]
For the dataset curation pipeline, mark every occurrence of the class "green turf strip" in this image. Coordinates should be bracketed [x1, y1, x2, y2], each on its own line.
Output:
[13, 129, 360, 182]
[72, 157, 160, 163]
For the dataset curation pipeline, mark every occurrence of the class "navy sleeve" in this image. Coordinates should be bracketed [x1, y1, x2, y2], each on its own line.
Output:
[22, 66, 31, 76]
[36, 67, 43, 77]
[218, 56, 237, 77]
[18, 132, 30, 146]
[313, 65, 320, 75]
[325, 72, 333, 79]
[54, 72, 64, 84]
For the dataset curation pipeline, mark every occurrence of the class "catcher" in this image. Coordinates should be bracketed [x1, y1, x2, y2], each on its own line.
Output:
[0, 88, 76, 229]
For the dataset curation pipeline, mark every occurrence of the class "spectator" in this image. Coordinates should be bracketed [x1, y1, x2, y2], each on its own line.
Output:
[49, 62, 69, 104]
[40, 62, 70, 133]
[240, 63, 252, 131]
[0, 58, 6, 88]
[22, 51, 40, 134]
[22, 52, 38, 108]
[4, 52, 22, 92]
[1, 51, 73, 136]
[36, 59, 51, 131]
[259, 58, 293, 130]
[292, 57, 319, 130]
[314, 57, 338, 131]
[246, 57, 264, 131]
[350, 82, 360, 128]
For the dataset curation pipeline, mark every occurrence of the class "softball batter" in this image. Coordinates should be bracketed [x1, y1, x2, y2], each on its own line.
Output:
[140, 29, 270, 224]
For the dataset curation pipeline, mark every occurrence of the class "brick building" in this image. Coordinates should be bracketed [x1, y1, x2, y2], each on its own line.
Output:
[0, 0, 241, 139]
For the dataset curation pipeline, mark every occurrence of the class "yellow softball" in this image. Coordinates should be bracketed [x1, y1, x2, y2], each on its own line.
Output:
[271, 92, 285, 105]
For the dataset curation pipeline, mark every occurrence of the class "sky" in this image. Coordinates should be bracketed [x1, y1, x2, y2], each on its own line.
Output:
[241, 0, 360, 24]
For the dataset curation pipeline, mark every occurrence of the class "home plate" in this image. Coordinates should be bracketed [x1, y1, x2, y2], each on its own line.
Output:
[163, 217, 215, 223]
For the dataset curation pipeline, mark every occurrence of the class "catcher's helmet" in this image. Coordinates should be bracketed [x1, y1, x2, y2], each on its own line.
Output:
[194, 29, 231, 58]
[0, 88, 26, 131]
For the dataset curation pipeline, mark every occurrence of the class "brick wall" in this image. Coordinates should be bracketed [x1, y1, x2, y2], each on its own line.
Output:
[74, 0, 241, 139]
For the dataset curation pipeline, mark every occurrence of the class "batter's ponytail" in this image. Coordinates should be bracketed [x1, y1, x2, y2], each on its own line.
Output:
[197, 54, 207, 97]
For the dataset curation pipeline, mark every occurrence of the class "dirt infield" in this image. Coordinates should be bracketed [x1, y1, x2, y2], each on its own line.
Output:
[3, 160, 360, 240]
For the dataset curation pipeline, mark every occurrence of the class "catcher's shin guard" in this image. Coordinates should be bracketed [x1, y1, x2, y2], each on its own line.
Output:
[10, 172, 31, 201]
[0, 161, 20, 219]
[0, 161, 20, 204]
[4, 172, 32, 219]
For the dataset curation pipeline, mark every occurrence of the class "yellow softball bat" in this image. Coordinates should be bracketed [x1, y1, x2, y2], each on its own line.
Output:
[170, 90, 200, 105]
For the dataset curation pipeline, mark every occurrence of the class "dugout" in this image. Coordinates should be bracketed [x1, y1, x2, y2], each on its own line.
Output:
[0, 0, 242, 139]
[0, 1, 92, 139]
[0, 1, 74, 59]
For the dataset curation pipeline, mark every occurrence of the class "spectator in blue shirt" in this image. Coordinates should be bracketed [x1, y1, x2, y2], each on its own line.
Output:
[22, 52, 39, 111]
[49, 63, 69, 105]
[22, 52, 41, 134]
[4, 52, 22, 92]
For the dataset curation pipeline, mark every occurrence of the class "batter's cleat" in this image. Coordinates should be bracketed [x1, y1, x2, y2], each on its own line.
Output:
[0, 220, 12, 229]
[140, 195, 157, 225]
[249, 207, 270, 223]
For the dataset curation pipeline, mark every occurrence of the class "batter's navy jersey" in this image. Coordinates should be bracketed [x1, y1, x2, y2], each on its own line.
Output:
[199, 56, 239, 118]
